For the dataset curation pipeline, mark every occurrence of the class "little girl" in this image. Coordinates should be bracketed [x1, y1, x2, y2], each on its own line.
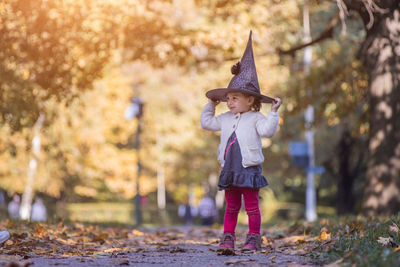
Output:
[200, 31, 282, 251]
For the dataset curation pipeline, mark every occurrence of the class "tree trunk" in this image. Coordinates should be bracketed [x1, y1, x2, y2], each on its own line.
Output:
[357, 6, 400, 215]
[337, 129, 355, 214]
[19, 113, 45, 220]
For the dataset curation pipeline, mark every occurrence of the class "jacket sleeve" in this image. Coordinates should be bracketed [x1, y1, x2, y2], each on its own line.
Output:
[200, 103, 221, 131]
[255, 111, 279, 138]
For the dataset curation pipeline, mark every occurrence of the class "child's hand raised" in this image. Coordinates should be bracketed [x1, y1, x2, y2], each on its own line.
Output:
[271, 97, 282, 112]
[209, 99, 220, 106]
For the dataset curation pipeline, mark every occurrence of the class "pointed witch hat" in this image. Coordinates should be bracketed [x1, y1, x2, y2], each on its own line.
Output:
[206, 31, 274, 103]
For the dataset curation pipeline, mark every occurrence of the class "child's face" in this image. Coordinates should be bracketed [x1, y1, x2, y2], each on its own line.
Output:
[226, 92, 254, 114]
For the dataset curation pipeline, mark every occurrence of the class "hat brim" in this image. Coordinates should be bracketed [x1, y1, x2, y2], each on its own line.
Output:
[206, 88, 274, 103]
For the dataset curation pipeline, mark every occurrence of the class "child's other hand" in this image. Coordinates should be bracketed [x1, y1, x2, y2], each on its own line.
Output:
[271, 97, 282, 112]
[209, 98, 220, 106]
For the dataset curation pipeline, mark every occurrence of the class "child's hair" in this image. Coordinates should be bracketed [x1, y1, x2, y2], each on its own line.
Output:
[243, 92, 261, 112]
[251, 97, 261, 112]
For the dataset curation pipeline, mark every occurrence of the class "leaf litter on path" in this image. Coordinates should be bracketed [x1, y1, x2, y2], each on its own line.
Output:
[0, 221, 318, 266]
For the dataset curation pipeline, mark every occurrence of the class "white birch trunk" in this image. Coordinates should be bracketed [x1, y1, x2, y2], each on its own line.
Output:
[19, 113, 45, 220]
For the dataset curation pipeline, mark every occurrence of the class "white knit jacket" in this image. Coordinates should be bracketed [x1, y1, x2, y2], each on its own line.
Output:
[200, 103, 279, 168]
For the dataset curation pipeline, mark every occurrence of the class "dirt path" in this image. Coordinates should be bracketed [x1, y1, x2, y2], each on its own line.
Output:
[0, 226, 318, 266]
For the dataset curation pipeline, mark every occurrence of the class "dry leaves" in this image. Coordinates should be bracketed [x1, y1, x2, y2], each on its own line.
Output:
[0, 219, 341, 266]
[224, 258, 255, 265]
[1, 220, 140, 259]
[320, 232, 331, 241]
[377, 237, 393, 246]
[388, 223, 399, 234]
[218, 248, 236, 256]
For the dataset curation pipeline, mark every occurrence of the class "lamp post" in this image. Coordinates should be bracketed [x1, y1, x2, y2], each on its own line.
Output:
[125, 97, 144, 226]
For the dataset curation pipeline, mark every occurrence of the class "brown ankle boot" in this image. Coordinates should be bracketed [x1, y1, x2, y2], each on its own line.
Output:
[219, 233, 235, 249]
[242, 234, 261, 251]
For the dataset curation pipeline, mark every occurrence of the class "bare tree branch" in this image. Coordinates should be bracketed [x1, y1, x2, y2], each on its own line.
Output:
[276, 12, 340, 56]
[342, 0, 390, 29]
[361, 0, 390, 29]
[337, 0, 349, 35]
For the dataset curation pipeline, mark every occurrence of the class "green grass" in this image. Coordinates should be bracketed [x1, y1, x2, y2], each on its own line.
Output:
[312, 214, 400, 266]
[67, 202, 133, 224]
[64, 202, 182, 227]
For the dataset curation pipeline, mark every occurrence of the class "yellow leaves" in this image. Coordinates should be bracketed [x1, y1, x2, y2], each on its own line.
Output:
[324, 103, 337, 117]
[33, 249, 52, 255]
[320, 231, 331, 241]
[74, 186, 98, 198]
[92, 233, 109, 242]
[21, 69, 30, 80]
[320, 227, 331, 241]
[2, 221, 328, 266]
[81, 236, 91, 243]
[34, 223, 47, 237]
[62, 251, 84, 256]
[275, 235, 307, 246]
[3, 220, 135, 258]
[270, 234, 314, 255]
[103, 247, 122, 253]
[131, 229, 144, 236]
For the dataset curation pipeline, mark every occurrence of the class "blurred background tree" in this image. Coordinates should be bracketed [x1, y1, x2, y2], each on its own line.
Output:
[278, 0, 400, 216]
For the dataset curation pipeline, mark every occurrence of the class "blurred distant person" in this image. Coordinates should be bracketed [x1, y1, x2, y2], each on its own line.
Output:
[178, 202, 197, 226]
[198, 194, 217, 226]
[31, 197, 47, 221]
[0, 190, 5, 206]
[0, 230, 10, 245]
[8, 194, 20, 219]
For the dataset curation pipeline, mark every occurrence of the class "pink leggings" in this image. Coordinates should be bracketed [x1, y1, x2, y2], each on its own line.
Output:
[223, 186, 261, 234]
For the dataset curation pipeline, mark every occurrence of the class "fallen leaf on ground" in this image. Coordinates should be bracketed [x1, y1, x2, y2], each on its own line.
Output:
[131, 230, 144, 236]
[111, 259, 129, 265]
[224, 258, 255, 265]
[34, 224, 47, 237]
[389, 223, 399, 234]
[273, 235, 308, 247]
[377, 236, 393, 246]
[217, 249, 236, 256]
[168, 246, 187, 253]
[323, 258, 343, 267]
[92, 233, 108, 243]
[320, 231, 331, 241]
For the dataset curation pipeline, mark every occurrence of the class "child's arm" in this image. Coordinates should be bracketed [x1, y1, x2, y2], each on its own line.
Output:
[200, 99, 222, 131]
[256, 97, 282, 137]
